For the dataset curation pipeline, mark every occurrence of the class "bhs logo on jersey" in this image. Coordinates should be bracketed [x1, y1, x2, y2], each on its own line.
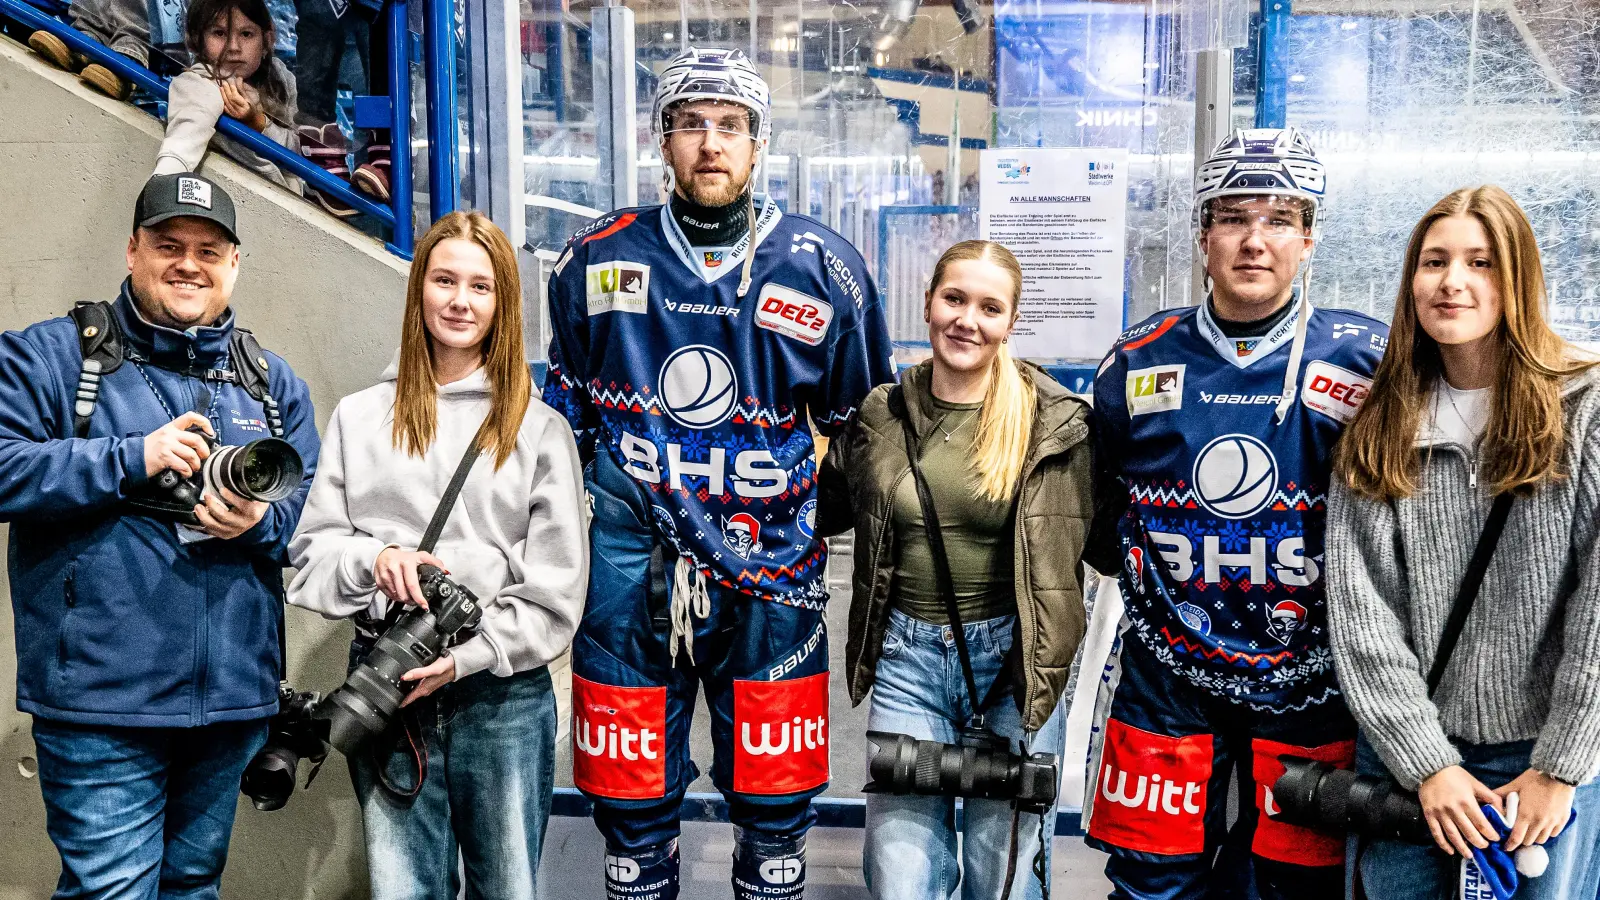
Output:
[660, 345, 738, 428]
[1193, 434, 1278, 519]
[756, 284, 833, 346]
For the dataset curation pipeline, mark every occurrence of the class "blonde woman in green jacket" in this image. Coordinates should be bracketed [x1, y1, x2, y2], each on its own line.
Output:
[817, 240, 1094, 899]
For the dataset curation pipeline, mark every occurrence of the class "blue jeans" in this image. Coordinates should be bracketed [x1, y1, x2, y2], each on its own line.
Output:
[863, 608, 1066, 900]
[31, 717, 268, 900]
[348, 666, 558, 900]
[1355, 737, 1600, 900]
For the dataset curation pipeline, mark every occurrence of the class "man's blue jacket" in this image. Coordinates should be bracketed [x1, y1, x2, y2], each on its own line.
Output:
[0, 283, 319, 727]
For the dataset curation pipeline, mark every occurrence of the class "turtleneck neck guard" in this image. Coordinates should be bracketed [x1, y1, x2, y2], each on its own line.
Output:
[670, 190, 750, 247]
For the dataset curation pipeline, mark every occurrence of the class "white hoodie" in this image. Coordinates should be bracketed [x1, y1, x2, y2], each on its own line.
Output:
[287, 357, 588, 680]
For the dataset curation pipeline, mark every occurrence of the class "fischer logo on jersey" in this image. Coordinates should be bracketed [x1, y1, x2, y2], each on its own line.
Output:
[733, 672, 829, 794]
[756, 284, 834, 345]
[587, 261, 651, 315]
[1301, 361, 1372, 424]
[571, 676, 667, 799]
[1089, 719, 1211, 855]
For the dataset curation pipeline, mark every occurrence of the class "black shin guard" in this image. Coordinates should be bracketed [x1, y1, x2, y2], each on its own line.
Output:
[604, 840, 680, 900]
[731, 832, 806, 900]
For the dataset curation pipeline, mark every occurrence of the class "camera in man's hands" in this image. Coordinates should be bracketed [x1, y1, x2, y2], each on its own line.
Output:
[1271, 757, 1431, 844]
[865, 729, 1059, 813]
[128, 427, 305, 526]
[314, 565, 483, 755]
[241, 683, 328, 811]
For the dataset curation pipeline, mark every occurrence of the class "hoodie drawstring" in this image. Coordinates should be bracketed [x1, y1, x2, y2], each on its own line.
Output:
[669, 556, 711, 663]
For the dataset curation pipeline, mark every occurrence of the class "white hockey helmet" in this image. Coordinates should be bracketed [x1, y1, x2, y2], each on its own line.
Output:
[1193, 126, 1325, 241]
[652, 47, 771, 148]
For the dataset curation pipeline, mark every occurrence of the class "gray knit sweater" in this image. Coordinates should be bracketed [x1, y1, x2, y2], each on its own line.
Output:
[1328, 369, 1600, 790]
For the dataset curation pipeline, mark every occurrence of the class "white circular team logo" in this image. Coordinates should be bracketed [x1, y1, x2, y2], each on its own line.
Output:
[659, 344, 739, 428]
[1192, 434, 1278, 519]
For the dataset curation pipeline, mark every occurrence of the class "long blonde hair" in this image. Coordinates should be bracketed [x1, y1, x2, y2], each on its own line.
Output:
[1337, 186, 1593, 499]
[926, 240, 1036, 502]
[393, 211, 532, 469]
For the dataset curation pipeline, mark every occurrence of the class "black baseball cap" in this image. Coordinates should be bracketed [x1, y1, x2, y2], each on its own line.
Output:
[133, 173, 240, 245]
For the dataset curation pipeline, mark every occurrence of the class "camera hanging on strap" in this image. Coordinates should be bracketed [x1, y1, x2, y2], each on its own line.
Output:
[863, 384, 1059, 896]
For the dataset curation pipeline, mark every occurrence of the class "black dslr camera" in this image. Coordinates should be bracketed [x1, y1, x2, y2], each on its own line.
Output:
[128, 429, 304, 526]
[241, 684, 328, 811]
[865, 729, 1059, 813]
[1271, 757, 1431, 844]
[315, 564, 484, 755]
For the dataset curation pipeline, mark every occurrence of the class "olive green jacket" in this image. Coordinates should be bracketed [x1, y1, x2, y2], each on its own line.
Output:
[816, 361, 1093, 731]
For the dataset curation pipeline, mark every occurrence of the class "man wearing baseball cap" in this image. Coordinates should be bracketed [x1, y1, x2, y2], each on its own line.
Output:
[0, 172, 319, 898]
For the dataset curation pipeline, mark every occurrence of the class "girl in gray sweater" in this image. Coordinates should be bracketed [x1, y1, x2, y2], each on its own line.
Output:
[1328, 185, 1600, 898]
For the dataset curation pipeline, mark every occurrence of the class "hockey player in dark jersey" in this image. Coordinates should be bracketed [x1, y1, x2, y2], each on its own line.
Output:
[542, 48, 895, 900]
[1083, 128, 1389, 899]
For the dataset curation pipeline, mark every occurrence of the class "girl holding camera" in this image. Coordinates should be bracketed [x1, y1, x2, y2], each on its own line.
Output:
[1329, 186, 1600, 898]
[287, 211, 587, 899]
[816, 240, 1093, 899]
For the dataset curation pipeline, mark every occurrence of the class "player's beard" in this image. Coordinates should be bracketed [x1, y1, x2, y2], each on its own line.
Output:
[675, 161, 754, 208]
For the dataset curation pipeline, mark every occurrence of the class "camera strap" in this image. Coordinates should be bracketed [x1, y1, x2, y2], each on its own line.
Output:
[891, 386, 1011, 727]
[1425, 492, 1514, 697]
[417, 436, 484, 555]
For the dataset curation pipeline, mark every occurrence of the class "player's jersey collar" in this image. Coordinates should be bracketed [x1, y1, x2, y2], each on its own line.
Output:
[660, 194, 784, 285]
[1196, 295, 1310, 370]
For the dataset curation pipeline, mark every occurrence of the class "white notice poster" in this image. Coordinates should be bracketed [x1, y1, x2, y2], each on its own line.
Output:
[979, 148, 1129, 361]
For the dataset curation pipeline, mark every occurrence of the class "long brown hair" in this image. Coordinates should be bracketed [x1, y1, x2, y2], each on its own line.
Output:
[393, 211, 531, 469]
[183, 0, 292, 113]
[1337, 185, 1592, 499]
[926, 240, 1035, 502]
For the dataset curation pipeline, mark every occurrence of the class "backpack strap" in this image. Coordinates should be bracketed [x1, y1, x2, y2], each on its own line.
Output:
[68, 301, 125, 439]
[230, 328, 285, 438]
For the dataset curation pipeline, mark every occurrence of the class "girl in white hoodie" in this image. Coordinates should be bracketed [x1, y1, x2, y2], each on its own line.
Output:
[288, 211, 587, 900]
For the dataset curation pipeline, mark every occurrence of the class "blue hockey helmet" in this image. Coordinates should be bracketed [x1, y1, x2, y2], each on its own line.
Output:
[1193, 127, 1325, 240]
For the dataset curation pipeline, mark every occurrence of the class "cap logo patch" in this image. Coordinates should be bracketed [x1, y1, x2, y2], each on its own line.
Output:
[176, 177, 213, 209]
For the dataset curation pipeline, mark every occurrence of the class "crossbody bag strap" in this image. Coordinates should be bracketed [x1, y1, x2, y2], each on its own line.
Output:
[894, 387, 987, 726]
[1425, 492, 1515, 697]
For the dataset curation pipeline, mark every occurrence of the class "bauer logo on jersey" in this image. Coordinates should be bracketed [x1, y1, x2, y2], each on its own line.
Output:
[659, 344, 739, 428]
[1301, 361, 1372, 424]
[1192, 434, 1278, 519]
[1126, 364, 1184, 416]
[756, 284, 834, 345]
[586, 261, 651, 315]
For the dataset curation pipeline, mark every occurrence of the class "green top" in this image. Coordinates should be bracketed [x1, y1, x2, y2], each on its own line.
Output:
[891, 379, 1017, 625]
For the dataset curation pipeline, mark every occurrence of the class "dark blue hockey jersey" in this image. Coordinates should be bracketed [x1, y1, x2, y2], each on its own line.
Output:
[543, 200, 895, 608]
[1093, 302, 1388, 711]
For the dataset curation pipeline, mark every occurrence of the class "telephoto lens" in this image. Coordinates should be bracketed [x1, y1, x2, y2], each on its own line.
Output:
[202, 437, 304, 503]
[241, 684, 327, 811]
[1272, 757, 1431, 845]
[315, 565, 483, 755]
[865, 730, 1058, 812]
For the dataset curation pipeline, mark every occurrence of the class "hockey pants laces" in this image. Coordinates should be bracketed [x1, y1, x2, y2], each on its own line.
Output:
[670, 556, 712, 664]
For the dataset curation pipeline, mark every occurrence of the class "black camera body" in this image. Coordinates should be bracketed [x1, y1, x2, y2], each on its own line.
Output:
[315, 564, 483, 755]
[865, 729, 1059, 813]
[128, 429, 304, 526]
[240, 683, 328, 811]
[1271, 757, 1431, 845]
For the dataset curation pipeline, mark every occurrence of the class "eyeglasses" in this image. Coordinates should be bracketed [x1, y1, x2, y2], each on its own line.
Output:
[1207, 212, 1310, 240]
[663, 117, 755, 141]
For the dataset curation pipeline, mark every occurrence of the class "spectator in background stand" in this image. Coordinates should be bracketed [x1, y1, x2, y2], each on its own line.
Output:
[292, 0, 390, 218]
[155, 0, 303, 194]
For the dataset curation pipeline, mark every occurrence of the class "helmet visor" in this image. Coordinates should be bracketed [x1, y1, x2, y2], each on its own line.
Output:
[1202, 194, 1314, 240]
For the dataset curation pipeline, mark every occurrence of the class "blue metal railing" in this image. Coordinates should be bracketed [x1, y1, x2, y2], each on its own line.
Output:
[0, 0, 458, 256]
[1254, 0, 1292, 128]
